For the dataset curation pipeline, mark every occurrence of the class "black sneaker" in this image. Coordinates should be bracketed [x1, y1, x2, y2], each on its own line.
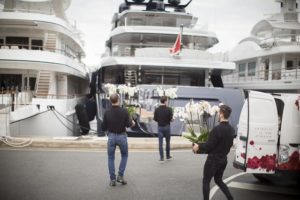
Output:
[117, 176, 127, 185]
[110, 180, 116, 186]
[159, 159, 165, 164]
[166, 156, 173, 161]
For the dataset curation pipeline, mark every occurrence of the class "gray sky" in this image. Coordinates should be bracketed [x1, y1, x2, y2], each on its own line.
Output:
[67, 0, 279, 67]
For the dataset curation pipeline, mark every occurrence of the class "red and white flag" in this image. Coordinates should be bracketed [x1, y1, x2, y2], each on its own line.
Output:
[169, 33, 181, 56]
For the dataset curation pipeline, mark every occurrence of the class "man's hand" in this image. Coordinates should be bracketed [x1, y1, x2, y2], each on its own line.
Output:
[131, 120, 136, 127]
[192, 143, 199, 154]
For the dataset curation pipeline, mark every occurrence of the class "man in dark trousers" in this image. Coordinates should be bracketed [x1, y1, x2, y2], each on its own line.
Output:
[102, 93, 135, 186]
[154, 96, 173, 162]
[193, 105, 235, 200]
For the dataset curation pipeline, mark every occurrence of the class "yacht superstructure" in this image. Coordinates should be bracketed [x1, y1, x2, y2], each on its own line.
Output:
[99, 0, 235, 87]
[93, 0, 245, 137]
[223, 0, 300, 93]
[0, 0, 89, 137]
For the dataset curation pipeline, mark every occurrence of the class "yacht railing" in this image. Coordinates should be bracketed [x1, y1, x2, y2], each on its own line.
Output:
[2, 8, 54, 15]
[259, 34, 300, 48]
[111, 43, 204, 57]
[0, 87, 34, 111]
[223, 67, 300, 83]
[1, 8, 80, 37]
[0, 44, 83, 61]
[1, 87, 86, 109]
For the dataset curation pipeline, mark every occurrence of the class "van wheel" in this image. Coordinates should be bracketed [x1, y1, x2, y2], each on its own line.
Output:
[253, 174, 270, 183]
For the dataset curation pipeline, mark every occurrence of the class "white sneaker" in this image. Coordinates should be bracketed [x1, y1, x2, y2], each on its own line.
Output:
[159, 159, 165, 164]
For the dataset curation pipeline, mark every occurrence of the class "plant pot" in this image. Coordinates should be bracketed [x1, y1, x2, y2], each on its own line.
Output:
[194, 142, 207, 154]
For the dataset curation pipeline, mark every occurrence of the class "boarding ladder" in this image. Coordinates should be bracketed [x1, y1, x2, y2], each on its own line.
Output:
[45, 33, 57, 52]
[35, 71, 51, 98]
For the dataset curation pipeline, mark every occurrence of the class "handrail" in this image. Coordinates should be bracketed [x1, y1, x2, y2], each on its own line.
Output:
[223, 66, 299, 82]
[3, 8, 54, 15]
[0, 44, 84, 60]
[1, 8, 80, 36]
[259, 33, 300, 47]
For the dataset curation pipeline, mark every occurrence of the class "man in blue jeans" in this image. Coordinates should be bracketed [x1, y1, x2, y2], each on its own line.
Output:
[154, 96, 173, 162]
[102, 94, 135, 186]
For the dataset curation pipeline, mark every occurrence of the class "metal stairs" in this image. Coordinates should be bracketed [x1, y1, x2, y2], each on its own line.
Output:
[45, 33, 57, 52]
[35, 71, 51, 98]
[124, 70, 137, 86]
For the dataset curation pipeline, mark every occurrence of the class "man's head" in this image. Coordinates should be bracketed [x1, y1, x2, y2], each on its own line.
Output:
[219, 105, 232, 120]
[160, 96, 168, 105]
[110, 93, 119, 105]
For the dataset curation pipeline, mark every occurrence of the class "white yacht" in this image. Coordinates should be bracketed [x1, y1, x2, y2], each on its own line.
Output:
[223, 0, 300, 93]
[94, 0, 245, 136]
[99, 0, 235, 87]
[0, 0, 89, 137]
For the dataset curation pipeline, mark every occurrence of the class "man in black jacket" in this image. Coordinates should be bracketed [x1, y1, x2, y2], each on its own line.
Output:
[102, 94, 135, 186]
[154, 96, 173, 162]
[193, 105, 235, 200]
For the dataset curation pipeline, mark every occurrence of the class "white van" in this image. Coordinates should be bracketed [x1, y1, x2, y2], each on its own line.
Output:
[234, 91, 300, 182]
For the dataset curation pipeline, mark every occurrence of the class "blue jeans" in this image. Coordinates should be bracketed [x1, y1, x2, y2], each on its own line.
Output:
[107, 133, 128, 180]
[157, 125, 171, 160]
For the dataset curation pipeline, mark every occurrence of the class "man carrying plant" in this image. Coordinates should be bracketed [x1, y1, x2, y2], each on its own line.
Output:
[102, 93, 135, 186]
[154, 96, 173, 162]
[193, 105, 235, 200]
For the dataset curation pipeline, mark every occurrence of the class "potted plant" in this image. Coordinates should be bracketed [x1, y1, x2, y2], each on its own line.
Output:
[180, 100, 220, 154]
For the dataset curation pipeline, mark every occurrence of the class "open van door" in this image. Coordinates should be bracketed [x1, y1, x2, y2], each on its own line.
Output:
[234, 91, 278, 174]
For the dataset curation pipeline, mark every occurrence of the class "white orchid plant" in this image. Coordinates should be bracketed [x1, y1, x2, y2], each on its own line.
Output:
[103, 83, 140, 117]
[156, 86, 178, 99]
[104, 83, 139, 98]
[178, 100, 222, 143]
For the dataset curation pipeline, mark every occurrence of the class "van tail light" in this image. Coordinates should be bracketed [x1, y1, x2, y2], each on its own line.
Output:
[278, 145, 290, 164]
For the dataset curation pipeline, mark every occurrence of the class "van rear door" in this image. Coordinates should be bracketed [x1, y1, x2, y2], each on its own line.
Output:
[234, 91, 278, 174]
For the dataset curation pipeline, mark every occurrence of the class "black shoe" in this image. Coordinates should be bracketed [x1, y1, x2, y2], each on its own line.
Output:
[166, 156, 173, 161]
[117, 176, 127, 185]
[110, 180, 116, 186]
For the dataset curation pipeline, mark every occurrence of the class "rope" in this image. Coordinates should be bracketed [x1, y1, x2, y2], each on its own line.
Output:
[51, 110, 75, 133]
[52, 109, 97, 133]
[0, 136, 32, 148]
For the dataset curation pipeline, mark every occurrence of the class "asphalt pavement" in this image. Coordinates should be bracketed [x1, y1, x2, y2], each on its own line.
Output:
[0, 149, 299, 200]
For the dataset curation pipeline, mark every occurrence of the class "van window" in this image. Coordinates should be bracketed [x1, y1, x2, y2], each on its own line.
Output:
[275, 98, 284, 131]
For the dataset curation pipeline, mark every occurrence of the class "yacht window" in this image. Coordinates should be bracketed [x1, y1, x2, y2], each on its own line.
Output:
[0, 74, 22, 90]
[247, 62, 256, 76]
[31, 39, 43, 50]
[0, 38, 4, 47]
[6, 37, 29, 49]
[286, 60, 294, 70]
[128, 18, 143, 26]
[238, 63, 246, 77]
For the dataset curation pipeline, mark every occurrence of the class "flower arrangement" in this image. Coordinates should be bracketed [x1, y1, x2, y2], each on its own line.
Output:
[103, 83, 117, 96]
[156, 86, 178, 99]
[103, 83, 140, 117]
[103, 83, 139, 99]
[179, 100, 221, 143]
